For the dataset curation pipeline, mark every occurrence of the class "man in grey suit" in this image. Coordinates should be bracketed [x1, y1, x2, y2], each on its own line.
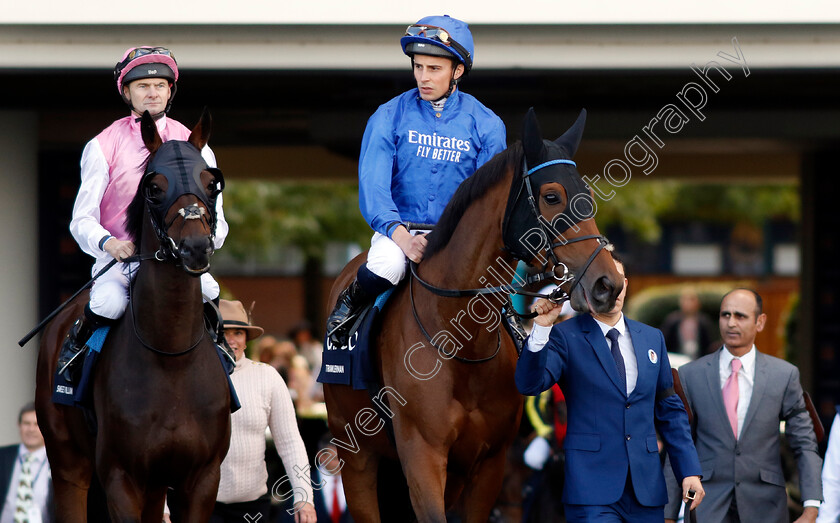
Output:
[665, 288, 822, 523]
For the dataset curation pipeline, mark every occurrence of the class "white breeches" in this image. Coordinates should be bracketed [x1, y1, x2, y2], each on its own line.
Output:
[88, 257, 220, 320]
[366, 231, 428, 285]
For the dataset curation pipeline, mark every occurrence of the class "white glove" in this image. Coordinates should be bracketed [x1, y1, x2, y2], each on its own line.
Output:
[523, 436, 551, 470]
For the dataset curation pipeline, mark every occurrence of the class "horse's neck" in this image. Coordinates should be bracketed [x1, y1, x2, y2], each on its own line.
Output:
[420, 185, 517, 335]
[131, 257, 205, 351]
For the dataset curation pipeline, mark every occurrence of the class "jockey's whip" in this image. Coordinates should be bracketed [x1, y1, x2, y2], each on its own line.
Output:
[18, 253, 151, 347]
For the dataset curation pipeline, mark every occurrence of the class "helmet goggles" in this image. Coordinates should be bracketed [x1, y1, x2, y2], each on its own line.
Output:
[114, 47, 176, 82]
[405, 24, 471, 69]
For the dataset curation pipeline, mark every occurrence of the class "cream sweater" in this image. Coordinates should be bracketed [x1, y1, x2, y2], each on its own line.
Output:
[217, 357, 314, 505]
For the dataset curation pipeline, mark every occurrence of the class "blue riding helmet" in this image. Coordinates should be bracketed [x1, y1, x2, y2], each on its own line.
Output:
[401, 15, 474, 73]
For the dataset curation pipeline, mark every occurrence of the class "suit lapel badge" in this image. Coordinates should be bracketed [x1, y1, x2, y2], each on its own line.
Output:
[648, 349, 658, 364]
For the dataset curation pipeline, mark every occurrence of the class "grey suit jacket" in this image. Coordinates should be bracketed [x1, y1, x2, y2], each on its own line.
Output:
[664, 348, 822, 522]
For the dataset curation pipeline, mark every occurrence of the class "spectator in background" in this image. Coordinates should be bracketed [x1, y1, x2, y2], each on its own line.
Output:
[289, 321, 323, 376]
[211, 300, 316, 523]
[664, 288, 822, 523]
[270, 339, 300, 383]
[257, 334, 279, 364]
[0, 402, 53, 523]
[288, 355, 324, 414]
[661, 286, 717, 360]
[817, 406, 840, 523]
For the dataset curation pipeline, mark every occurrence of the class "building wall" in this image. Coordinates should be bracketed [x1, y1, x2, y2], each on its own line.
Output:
[0, 112, 39, 445]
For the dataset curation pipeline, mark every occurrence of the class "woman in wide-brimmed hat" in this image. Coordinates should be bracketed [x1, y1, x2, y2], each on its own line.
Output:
[212, 299, 316, 522]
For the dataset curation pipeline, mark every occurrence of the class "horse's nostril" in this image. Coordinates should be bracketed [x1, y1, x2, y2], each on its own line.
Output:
[592, 276, 615, 303]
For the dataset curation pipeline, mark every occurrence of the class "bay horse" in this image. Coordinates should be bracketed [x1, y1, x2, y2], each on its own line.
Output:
[323, 108, 624, 522]
[35, 110, 231, 522]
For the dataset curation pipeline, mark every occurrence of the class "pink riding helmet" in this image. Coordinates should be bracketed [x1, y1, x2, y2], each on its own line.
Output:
[114, 46, 179, 112]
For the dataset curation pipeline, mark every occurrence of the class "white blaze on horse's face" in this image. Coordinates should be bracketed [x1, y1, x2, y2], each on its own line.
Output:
[124, 78, 171, 116]
[413, 54, 463, 101]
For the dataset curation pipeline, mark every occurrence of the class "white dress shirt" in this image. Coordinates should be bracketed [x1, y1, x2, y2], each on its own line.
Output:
[0, 445, 50, 523]
[527, 313, 638, 395]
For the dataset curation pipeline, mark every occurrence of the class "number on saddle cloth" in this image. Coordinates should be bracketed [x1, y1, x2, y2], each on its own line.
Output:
[318, 288, 395, 389]
[52, 326, 110, 408]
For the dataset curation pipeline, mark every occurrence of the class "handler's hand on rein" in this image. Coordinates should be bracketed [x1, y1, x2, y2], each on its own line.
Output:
[683, 475, 704, 511]
[532, 298, 564, 327]
[104, 237, 136, 262]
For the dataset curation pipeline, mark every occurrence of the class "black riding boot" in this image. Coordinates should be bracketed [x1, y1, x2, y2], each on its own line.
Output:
[204, 298, 235, 373]
[503, 296, 528, 355]
[57, 305, 109, 384]
[326, 264, 393, 348]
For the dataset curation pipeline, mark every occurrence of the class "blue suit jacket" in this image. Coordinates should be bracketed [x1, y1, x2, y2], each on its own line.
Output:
[515, 314, 701, 507]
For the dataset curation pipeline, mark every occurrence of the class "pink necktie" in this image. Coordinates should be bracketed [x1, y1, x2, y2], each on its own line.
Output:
[723, 358, 742, 438]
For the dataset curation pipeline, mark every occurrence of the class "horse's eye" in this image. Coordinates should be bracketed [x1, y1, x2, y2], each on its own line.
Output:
[146, 183, 165, 204]
[543, 193, 562, 206]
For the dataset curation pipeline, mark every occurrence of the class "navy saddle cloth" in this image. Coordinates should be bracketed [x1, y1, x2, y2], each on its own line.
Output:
[52, 327, 241, 412]
[318, 288, 394, 390]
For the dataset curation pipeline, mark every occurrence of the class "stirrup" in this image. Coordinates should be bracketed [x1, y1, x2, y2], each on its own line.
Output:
[58, 347, 86, 378]
[57, 318, 91, 383]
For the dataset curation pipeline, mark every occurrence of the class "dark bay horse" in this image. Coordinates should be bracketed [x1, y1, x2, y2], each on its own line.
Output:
[323, 108, 623, 522]
[35, 111, 231, 522]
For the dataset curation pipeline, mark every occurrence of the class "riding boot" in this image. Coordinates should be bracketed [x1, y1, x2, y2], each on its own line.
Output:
[204, 298, 235, 374]
[502, 296, 528, 355]
[326, 264, 393, 348]
[57, 305, 109, 384]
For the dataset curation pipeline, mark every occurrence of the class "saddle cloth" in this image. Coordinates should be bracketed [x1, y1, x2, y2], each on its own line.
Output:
[318, 288, 394, 390]
[52, 327, 241, 413]
[52, 326, 109, 408]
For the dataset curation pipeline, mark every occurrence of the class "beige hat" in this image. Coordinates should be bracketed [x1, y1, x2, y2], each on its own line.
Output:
[219, 299, 265, 341]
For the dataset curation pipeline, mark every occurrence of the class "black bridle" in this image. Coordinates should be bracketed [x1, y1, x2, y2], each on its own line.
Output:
[410, 156, 610, 312]
[406, 153, 611, 363]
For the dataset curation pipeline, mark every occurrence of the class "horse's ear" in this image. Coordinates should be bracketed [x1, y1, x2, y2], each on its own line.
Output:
[554, 108, 587, 157]
[188, 107, 212, 151]
[140, 111, 162, 154]
[522, 107, 545, 168]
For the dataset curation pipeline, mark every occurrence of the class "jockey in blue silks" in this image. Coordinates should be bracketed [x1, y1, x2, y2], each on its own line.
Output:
[326, 15, 507, 347]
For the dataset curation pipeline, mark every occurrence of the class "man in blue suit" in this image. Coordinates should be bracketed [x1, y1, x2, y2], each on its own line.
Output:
[515, 253, 704, 521]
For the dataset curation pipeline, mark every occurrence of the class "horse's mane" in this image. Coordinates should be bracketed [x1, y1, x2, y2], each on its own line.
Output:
[125, 163, 149, 245]
[424, 143, 521, 257]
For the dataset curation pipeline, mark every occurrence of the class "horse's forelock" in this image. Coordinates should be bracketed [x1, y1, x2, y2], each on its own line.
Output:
[424, 144, 520, 258]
